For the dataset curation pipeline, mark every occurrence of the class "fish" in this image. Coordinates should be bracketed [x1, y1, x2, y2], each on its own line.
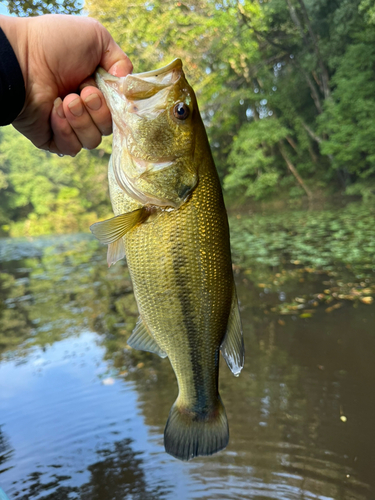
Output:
[90, 59, 244, 461]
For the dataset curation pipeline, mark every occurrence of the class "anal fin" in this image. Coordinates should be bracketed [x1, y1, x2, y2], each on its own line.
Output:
[220, 287, 244, 376]
[128, 316, 167, 358]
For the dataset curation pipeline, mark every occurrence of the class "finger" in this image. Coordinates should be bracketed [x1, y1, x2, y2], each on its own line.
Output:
[107, 58, 133, 77]
[79, 76, 96, 92]
[63, 94, 102, 150]
[80, 86, 112, 136]
[50, 98, 82, 156]
[99, 29, 133, 77]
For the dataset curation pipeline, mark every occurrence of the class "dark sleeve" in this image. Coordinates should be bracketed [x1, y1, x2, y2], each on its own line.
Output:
[0, 26, 26, 126]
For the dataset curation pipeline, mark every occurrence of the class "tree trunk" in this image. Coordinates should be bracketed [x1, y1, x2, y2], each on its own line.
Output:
[279, 142, 313, 200]
[297, 0, 331, 99]
[293, 62, 323, 114]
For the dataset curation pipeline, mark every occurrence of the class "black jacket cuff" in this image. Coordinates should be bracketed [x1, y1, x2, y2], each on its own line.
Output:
[0, 26, 26, 126]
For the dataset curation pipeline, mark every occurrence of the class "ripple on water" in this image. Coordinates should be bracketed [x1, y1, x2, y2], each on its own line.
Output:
[187, 444, 371, 500]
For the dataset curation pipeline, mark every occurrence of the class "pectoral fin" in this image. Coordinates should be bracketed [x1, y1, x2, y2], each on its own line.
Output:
[90, 208, 148, 245]
[220, 287, 244, 376]
[107, 239, 126, 267]
[128, 316, 167, 358]
[90, 208, 148, 267]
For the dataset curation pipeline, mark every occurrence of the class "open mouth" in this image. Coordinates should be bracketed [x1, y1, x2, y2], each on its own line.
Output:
[124, 59, 182, 86]
[96, 60, 183, 101]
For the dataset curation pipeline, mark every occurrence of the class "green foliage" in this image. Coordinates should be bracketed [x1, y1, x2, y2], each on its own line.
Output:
[5, 0, 81, 16]
[2, 0, 375, 234]
[225, 118, 289, 200]
[86, 0, 375, 201]
[0, 126, 110, 236]
[319, 33, 375, 188]
[359, 0, 375, 24]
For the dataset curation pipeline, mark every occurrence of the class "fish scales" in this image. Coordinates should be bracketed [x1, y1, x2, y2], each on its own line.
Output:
[91, 59, 244, 461]
[126, 148, 233, 411]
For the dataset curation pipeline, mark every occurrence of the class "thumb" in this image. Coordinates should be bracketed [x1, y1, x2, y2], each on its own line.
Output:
[99, 29, 133, 77]
[108, 58, 133, 77]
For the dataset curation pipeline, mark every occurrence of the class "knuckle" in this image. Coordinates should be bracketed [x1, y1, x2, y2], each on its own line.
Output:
[85, 136, 102, 150]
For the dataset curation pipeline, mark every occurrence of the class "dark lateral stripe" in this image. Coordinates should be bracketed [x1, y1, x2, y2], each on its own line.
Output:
[172, 250, 205, 409]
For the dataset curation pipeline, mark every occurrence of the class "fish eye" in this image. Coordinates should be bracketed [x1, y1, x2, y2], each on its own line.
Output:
[173, 102, 190, 120]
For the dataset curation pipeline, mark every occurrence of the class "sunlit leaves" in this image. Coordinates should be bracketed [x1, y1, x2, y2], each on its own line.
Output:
[319, 34, 375, 191]
[0, 126, 110, 236]
[5, 0, 81, 16]
[225, 118, 289, 199]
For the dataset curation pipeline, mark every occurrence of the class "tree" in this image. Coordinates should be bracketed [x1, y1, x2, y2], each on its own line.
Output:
[319, 17, 375, 198]
[4, 0, 81, 16]
[2, 0, 375, 218]
[0, 126, 111, 236]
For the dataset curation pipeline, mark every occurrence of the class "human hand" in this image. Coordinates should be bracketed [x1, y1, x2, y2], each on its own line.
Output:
[0, 14, 132, 156]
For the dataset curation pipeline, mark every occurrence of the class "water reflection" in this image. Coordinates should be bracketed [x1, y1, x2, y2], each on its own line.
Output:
[0, 233, 374, 499]
[0, 427, 13, 474]
[80, 439, 170, 500]
[0, 235, 138, 362]
[12, 438, 169, 500]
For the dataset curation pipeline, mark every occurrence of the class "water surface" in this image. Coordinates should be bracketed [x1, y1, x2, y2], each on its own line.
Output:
[0, 211, 374, 499]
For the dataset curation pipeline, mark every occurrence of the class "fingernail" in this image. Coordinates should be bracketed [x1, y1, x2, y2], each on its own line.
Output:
[109, 58, 133, 77]
[85, 93, 102, 111]
[54, 97, 65, 119]
[68, 98, 84, 117]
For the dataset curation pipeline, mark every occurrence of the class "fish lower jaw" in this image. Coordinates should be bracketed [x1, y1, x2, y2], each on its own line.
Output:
[133, 156, 175, 172]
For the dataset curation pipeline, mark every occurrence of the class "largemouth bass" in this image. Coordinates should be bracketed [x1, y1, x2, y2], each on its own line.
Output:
[91, 59, 244, 461]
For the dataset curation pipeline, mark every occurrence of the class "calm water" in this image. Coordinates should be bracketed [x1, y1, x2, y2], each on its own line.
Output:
[0, 223, 374, 500]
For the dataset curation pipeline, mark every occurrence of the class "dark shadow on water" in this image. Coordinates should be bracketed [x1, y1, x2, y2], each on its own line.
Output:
[12, 438, 170, 500]
[0, 427, 13, 474]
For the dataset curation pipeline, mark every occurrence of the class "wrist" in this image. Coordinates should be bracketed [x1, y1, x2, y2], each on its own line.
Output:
[0, 15, 29, 124]
[0, 15, 29, 95]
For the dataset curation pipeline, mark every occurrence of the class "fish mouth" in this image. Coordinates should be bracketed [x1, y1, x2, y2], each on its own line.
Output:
[96, 59, 183, 100]
[96, 59, 184, 123]
[121, 60, 182, 100]
[96, 58, 181, 81]
[131, 59, 182, 80]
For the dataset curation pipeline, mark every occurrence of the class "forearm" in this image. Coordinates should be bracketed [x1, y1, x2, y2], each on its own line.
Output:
[0, 15, 27, 126]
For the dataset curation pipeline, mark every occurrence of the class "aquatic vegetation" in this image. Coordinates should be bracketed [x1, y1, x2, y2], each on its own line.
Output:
[230, 202, 375, 271]
[0, 202, 374, 362]
[229, 202, 375, 316]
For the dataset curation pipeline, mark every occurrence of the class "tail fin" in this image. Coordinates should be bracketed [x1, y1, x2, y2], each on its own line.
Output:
[164, 396, 229, 461]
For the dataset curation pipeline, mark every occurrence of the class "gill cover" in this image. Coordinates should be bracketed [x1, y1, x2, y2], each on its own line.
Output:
[96, 59, 198, 208]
